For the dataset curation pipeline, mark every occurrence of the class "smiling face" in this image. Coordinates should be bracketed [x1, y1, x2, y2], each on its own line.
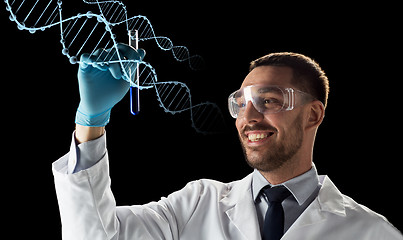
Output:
[236, 65, 306, 172]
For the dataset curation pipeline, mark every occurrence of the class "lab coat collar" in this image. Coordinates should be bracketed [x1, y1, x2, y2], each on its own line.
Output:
[285, 175, 346, 233]
[317, 175, 346, 217]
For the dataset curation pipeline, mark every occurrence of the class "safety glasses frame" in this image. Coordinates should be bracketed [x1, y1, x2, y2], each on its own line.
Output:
[228, 84, 315, 119]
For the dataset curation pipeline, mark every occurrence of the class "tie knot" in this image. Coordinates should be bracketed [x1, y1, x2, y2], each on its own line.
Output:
[263, 185, 291, 203]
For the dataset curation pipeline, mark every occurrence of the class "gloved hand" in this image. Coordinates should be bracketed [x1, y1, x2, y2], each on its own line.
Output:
[75, 43, 145, 127]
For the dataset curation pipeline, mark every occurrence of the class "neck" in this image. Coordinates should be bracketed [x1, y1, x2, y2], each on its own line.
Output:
[259, 149, 313, 185]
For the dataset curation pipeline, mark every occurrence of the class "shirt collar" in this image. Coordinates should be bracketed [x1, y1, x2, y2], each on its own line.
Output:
[252, 163, 320, 206]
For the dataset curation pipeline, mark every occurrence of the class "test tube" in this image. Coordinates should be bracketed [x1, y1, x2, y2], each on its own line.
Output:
[129, 29, 140, 115]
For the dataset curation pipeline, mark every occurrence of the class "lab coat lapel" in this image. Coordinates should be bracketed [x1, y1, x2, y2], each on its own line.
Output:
[282, 175, 346, 238]
[220, 174, 261, 240]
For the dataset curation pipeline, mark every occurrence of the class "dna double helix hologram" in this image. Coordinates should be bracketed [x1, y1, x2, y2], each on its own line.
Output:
[4, 0, 225, 134]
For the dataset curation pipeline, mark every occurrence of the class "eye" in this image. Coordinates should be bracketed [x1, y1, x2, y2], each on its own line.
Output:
[263, 98, 281, 106]
[237, 102, 246, 108]
[235, 98, 246, 108]
[258, 98, 284, 112]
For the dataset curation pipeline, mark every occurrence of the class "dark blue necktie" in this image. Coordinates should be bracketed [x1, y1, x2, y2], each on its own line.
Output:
[262, 186, 291, 240]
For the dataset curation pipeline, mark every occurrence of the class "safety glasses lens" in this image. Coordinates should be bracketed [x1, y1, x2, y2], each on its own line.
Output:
[228, 86, 286, 118]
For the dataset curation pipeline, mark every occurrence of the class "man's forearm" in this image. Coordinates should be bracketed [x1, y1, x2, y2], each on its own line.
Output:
[75, 124, 105, 144]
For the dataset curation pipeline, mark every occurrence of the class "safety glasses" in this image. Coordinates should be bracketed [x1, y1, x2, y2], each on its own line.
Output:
[228, 85, 315, 119]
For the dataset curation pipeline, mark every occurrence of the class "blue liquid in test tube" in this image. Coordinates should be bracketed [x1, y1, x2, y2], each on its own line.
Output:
[130, 85, 140, 115]
[129, 30, 140, 115]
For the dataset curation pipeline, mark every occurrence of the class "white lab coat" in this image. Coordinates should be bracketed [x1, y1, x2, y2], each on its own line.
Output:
[52, 147, 402, 240]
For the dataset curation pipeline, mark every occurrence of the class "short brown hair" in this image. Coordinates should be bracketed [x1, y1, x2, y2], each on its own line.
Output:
[249, 52, 329, 108]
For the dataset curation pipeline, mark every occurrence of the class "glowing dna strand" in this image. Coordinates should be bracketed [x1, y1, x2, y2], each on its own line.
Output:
[4, 0, 225, 134]
[130, 61, 225, 134]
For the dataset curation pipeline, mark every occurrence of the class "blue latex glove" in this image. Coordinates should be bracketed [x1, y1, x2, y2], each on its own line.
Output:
[75, 43, 145, 127]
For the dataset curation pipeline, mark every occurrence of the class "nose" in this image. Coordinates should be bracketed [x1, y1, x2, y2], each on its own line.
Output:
[243, 101, 264, 124]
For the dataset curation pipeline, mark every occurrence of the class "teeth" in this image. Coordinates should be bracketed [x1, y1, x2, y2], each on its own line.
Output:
[248, 133, 268, 142]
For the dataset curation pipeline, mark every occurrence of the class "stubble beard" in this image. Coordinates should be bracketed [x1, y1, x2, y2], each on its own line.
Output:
[239, 114, 304, 172]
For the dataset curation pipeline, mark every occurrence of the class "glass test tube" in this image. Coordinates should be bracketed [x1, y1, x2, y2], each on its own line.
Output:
[129, 30, 140, 115]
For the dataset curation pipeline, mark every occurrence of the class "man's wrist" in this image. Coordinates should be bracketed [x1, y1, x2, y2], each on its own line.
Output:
[75, 124, 105, 144]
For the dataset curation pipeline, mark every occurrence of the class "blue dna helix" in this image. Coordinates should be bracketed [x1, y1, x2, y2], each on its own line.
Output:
[4, 0, 225, 134]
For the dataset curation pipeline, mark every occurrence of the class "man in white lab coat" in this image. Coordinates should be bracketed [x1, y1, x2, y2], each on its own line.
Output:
[53, 47, 402, 239]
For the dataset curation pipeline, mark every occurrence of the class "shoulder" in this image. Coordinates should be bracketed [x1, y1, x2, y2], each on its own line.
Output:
[318, 176, 402, 239]
[166, 173, 253, 206]
[342, 194, 387, 222]
[162, 174, 253, 223]
[342, 194, 402, 238]
[181, 173, 253, 199]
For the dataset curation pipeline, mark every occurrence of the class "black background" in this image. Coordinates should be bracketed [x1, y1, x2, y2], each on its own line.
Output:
[2, 1, 402, 237]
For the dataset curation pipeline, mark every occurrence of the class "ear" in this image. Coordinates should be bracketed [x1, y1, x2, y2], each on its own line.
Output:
[305, 100, 325, 130]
